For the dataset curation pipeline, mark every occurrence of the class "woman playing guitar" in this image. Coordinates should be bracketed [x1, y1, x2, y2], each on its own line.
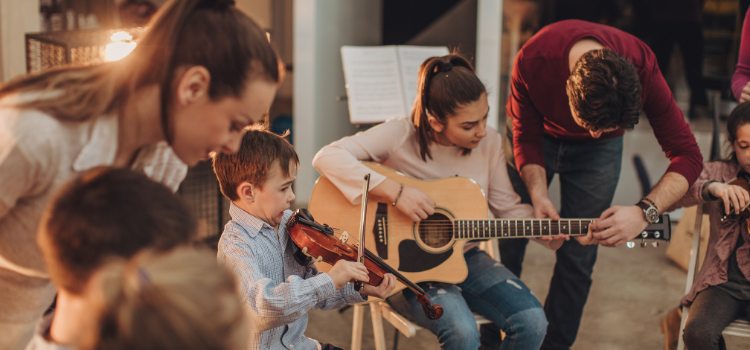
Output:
[313, 54, 567, 350]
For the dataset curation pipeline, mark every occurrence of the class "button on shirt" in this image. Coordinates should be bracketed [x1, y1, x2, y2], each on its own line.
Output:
[218, 204, 365, 350]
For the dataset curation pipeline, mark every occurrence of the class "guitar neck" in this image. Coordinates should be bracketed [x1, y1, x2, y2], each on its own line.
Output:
[453, 218, 592, 240]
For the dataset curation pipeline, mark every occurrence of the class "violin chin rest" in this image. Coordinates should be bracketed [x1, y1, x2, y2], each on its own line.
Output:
[297, 208, 315, 222]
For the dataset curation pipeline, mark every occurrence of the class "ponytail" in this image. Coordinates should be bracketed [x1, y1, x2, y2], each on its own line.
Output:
[411, 54, 485, 161]
[0, 0, 282, 134]
[95, 247, 248, 350]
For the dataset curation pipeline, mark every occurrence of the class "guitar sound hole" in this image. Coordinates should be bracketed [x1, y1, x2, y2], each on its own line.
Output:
[418, 212, 452, 249]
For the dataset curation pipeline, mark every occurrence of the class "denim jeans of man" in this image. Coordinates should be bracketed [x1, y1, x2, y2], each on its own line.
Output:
[386, 248, 547, 350]
[500, 134, 623, 350]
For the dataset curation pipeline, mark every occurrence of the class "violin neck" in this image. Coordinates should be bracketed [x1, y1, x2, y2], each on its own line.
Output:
[453, 218, 591, 240]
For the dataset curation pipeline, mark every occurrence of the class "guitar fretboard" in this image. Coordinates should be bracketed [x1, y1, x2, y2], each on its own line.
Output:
[453, 219, 592, 239]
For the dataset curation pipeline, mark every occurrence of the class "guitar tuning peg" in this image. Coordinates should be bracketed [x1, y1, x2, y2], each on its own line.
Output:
[626, 241, 635, 248]
[652, 241, 659, 248]
[640, 241, 648, 248]
[654, 231, 661, 239]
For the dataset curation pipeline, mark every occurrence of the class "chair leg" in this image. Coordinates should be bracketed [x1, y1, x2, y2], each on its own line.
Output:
[351, 304, 365, 350]
[677, 305, 689, 350]
[370, 302, 387, 350]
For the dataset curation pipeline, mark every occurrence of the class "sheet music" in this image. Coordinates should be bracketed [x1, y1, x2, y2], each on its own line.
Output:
[396, 46, 450, 112]
[341, 46, 406, 124]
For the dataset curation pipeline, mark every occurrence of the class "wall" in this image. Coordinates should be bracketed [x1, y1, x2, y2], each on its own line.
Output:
[293, 0, 383, 206]
[0, 0, 40, 82]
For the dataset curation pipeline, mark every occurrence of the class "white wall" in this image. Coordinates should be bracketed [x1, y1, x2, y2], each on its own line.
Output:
[0, 0, 40, 82]
[293, 0, 383, 206]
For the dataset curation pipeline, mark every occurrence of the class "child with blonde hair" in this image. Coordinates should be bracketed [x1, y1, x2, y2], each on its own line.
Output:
[91, 247, 248, 350]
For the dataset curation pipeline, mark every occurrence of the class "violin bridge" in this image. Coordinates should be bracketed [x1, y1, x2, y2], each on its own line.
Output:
[340, 231, 349, 244]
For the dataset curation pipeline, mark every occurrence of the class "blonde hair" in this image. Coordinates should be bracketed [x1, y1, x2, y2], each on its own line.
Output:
[0, 0, 281, 132]
[94, 247, 248, 350]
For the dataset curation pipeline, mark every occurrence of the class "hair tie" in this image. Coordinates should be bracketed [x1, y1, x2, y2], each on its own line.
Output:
[198, 0, 235, 9]
[437, 62, 453, 73]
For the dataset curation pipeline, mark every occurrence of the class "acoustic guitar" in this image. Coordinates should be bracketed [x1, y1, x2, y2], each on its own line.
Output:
[308, 162, 670, 293]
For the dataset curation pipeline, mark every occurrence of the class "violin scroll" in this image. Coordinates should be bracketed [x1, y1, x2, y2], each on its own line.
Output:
[416, 295, 444, 320]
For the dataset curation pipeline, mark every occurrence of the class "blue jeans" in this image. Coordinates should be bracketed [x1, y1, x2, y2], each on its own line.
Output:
[387, 248, 547, 350]
[500, 133, 623, 350]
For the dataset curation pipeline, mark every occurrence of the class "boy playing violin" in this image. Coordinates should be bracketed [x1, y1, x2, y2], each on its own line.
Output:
[214, 128, 396, 350]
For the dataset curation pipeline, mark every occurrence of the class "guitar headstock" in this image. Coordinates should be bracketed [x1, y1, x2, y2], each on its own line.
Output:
[626, 213, 671, 248]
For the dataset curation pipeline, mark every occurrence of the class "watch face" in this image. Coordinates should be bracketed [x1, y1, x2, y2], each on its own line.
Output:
[645, 208, 659, 223]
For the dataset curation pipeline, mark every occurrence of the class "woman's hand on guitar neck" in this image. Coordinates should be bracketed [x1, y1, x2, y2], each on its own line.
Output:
[373, 179, 435, 222]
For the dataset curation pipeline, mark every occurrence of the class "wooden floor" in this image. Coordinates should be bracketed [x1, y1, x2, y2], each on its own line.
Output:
[306, 237, 750, 349]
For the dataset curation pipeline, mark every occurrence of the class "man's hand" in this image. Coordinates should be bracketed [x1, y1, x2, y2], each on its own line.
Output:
[328, 260, 369, 289]
[361, 273, 397, 299]
[741, 81, 750, 103]
[590, 205, 649, 247]
[394, 186, 435, 222]
[531, 196, 561, 220]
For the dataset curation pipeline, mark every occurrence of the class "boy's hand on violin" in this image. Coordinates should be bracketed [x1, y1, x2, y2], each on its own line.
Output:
[328, 260, 369, 290]
[361, 273, 397, 299]
[708, 182, 750, 215]
[395, 186, 435, 222]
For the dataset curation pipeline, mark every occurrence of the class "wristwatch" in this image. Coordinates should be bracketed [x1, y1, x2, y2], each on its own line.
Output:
[635, 199, 659, 224]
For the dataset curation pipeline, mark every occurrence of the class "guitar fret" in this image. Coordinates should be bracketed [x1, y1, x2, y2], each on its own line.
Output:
[579, 219, 582, 235]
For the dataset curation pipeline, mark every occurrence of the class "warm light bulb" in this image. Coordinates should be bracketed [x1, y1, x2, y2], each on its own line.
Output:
[105, 31, 136, 61]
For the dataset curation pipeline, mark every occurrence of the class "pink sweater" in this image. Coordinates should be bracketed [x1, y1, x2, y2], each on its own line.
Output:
[734, 7, 750, 101]
[313, 116, 543, 253]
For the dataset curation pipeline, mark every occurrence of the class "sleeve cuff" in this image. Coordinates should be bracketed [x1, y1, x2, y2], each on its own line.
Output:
[342, 284, 367, 304]
[309, 273, 336, 303]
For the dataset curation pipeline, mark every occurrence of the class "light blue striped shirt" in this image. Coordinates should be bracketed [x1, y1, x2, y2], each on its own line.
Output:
[218, 204, 365, 350]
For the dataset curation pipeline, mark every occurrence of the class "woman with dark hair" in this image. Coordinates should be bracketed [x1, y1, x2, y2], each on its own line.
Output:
[0, 0, 282, 348]
[314, 54, 563, 350]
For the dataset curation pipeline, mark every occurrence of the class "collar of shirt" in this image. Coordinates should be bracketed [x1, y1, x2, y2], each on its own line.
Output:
[229, 203, 289, 239]
[72, 113, 118, 171]
[71, 114, 185, 185]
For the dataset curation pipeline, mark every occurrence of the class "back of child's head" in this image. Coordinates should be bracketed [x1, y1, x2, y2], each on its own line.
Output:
[39, 167, 197, 294]
[93, 247, 248, 350]
[411, 53, 486, 160]
[213, 127, 299, 201]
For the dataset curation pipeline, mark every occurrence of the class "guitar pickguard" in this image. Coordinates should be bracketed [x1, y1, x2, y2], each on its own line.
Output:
[397, 240, 453, 272]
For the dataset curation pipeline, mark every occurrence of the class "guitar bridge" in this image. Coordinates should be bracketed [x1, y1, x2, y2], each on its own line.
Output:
[374, 203, 388, 259]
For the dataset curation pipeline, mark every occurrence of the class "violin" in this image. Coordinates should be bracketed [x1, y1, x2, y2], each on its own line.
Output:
[286, 208, 444, 320]
[721, 174, 750, 223]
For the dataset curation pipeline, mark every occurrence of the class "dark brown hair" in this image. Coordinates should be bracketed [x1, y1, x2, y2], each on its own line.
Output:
[566, 48, 642, 131]
[411, 54, 486, 161]
[213, 127, 299, 201]
[0, 0, 282, 143]
[726, 102, 750, 163]
[95, 247, 248, 350]
[40, 167, 197, 294]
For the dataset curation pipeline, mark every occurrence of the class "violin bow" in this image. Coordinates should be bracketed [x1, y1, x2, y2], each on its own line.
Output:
[354, 174, 371, 291]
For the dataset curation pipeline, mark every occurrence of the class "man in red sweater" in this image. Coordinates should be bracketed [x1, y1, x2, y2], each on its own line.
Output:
[501, 20, 703, 349]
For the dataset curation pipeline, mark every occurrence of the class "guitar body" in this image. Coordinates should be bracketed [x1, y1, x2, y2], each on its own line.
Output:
[308, 162, 489, 293]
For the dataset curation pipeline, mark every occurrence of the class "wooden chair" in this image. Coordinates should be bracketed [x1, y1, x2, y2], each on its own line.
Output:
[676, 203, 750, 350]
[350, 240, 503, 350]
